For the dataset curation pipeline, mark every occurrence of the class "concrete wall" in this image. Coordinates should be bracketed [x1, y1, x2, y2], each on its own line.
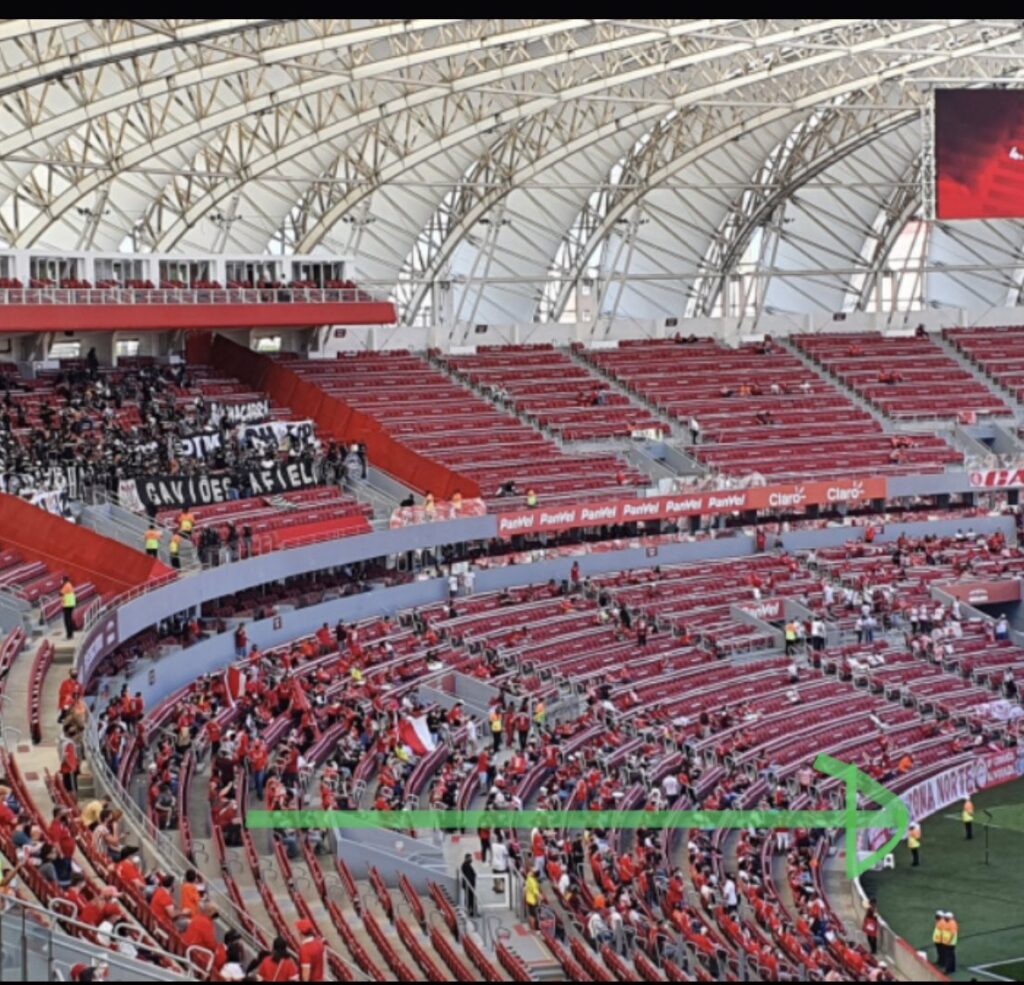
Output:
[779, 514, 1015, 553]
[122, 578, 447, 706]
[473, 534, 753, 594]
[333, 828, 455, 896]
[318, 304, 1024, 356]
[114, 514, 494, 640]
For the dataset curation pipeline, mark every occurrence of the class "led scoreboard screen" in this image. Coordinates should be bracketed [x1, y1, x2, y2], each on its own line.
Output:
[935, 88, 1024, 220]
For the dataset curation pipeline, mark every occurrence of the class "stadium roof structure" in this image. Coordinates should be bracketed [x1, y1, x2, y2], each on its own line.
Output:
[2, 18, 1024, 324]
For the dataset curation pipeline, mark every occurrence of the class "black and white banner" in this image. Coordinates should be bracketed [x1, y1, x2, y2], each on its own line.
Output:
[242, 419, 315, 451]
[209, 398, 270, 425]
[176, 430, 223, 460]
[118, 460, 320, 512]
[0, 467, 73, 511]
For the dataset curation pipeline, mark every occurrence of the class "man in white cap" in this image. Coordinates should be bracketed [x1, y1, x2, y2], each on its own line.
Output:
[932, 910, 947, 969]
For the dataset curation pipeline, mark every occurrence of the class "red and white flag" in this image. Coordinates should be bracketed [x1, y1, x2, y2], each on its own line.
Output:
[398, 715, 436, 756]
[226, 666, 247, 701]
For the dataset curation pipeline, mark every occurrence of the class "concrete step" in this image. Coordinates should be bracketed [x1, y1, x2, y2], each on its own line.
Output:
[567, 344, 681, 439]
[76, 773, 96, 798]
[776, 335, 892, 430]
[933, 331, 1024, 416]
[531, 956, 572, 981]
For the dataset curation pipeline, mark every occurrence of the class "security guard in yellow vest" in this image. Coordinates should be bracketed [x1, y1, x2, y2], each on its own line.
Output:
[144, 526, 162, 558]
[533, 698, 546, 729]
[60, 575, 77, 641]
[489, 708, 503, 754]
[932, 911, 946, 969]
[962, 797, 974, 840]
[784, 621, 798, 656]
[908, 821, 922, 867]
[945, 911, 958, 973]
[177, 508, 195, 535]
[169, 532, 182, 570]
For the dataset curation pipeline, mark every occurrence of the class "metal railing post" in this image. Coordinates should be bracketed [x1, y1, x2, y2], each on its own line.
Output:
[19, 904, 28, 981]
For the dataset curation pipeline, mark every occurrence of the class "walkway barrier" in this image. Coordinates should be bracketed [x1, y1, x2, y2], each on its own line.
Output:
[0, 892, 197, 982]
[80, 713, 259, 953]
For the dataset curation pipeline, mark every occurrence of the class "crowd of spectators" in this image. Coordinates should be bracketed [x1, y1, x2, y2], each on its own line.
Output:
[0, 356, 341, 505]
[6, 517, 1019, 980]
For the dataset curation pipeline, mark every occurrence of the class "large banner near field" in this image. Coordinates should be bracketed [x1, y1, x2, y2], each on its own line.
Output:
[858, 750, 1024, 856]
[496, 476, 889, 538]
[118, 460, 319, 512]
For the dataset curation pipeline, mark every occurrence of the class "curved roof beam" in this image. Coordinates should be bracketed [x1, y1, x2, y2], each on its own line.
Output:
[294, 19, 888, 256]
[0, 20, 81, 43]
[68, 19, 719, 249]
[506, 32, 1023, 329]
[148, 18, 742, 250]
[0, 20, 282, 101]
[12, 20, 633, 245]
[853, 158, 921, 309]
[398, 21, 1001, 321]
[0, 19, 469, 160]
[693, 109, 917, 316]
[8, 20, 1008, 260]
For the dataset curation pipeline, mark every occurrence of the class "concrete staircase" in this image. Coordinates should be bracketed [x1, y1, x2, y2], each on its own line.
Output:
[932, 330, 1024, 418]
[566, 345, 682, 439]
[944, 424, 995, 462]
[78, 498, 200, 570]
[346, 470, 404, 521]
[1, 625, 76, 850]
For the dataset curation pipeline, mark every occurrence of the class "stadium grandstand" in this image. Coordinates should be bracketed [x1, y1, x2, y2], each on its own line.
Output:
[5, 16, 1024, 984]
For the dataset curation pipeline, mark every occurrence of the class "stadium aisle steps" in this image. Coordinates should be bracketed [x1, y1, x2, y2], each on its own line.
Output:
[1, 624, 74, 829]
[932, 330, 1024, 414]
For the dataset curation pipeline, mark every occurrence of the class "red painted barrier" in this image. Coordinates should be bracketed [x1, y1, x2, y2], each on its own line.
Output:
[0, 493, 173, 595]
[494, 476, 889, 537]
[268, 515, 372, 549]
[0, 300, 396, 332]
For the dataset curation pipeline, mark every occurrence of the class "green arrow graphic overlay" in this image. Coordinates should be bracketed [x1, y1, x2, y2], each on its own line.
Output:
[248, 753, 908, 880]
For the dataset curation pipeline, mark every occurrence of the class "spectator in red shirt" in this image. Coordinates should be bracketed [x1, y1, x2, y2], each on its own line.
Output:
[259, 936, 299, 982]
[0, 784, 17, 829]
[60, 738, 79, 793]
[58, 669, 82, 718]
[181, 900, 220, 969]
[115, 848, 145, 887]
[296, 918, 325, 982]
[150, 873, 182, 929]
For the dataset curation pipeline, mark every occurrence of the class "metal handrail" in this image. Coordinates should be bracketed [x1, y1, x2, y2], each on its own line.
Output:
[0, 286, 386, 306]
[81, 716, 257, 952]
[0, 724, 22, 752]
[289, 870, 314, 893]
[0, 891, 197, 980]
